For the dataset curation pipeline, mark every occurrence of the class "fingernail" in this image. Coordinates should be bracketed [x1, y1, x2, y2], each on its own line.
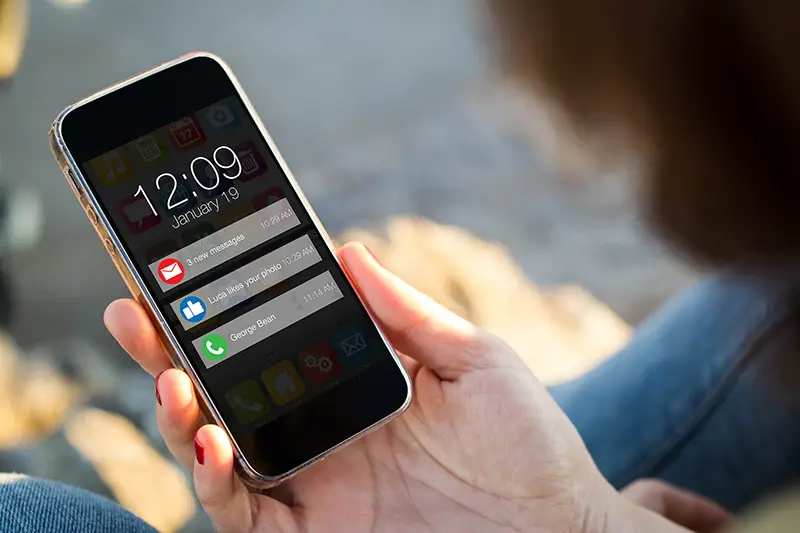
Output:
[154, 370, 166, 406]
[363, 244, 381, 266]
[194, 435, 205, 466]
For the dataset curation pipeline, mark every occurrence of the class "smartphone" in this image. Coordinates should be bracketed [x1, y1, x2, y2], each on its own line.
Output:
[49, 52, 411, 489]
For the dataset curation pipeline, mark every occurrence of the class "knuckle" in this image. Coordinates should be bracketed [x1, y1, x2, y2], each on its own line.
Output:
[457, 329, 511, 369]
[195, 485, 232, 514]
[461, 331, 494, 360]
[197, 491, 224, 512]
[472, 331, 517, 363]
[196, 486, 218, 507]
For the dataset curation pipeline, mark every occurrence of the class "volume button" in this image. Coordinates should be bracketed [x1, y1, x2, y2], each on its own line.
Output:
[86, 206, 99, 225]
[67, 169, 84, 195]
[103, 238, 117, 257]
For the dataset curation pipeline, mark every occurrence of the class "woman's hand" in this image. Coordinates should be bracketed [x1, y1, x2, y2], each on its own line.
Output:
[105, 242, 693, 533]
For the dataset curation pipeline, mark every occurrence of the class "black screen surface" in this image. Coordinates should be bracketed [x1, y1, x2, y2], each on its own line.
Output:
[60, 56, 409, 477]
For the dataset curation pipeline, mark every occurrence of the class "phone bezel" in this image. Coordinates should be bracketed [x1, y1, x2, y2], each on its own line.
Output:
[48, 52, 412, 489]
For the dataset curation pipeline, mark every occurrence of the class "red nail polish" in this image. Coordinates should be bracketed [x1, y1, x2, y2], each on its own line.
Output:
[154, 370, 166, 406]
[194, 435, 205, 466]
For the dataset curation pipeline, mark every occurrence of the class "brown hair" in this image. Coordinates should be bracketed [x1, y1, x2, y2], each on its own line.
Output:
[488, 1, 800, 267]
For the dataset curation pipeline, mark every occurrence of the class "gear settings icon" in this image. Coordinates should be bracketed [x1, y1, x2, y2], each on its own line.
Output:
[304, 354, 334, 373]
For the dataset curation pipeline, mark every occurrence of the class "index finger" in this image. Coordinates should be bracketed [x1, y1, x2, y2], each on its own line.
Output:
[104, 298, 173, 376]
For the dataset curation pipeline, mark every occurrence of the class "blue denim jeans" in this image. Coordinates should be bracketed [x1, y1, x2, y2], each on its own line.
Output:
[0, 474, 156, 532]
[2, 273, 799, 530]
[551, 271, 800, 511]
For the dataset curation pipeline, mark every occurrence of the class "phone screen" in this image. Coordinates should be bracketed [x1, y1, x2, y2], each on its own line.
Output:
[59, 56, 409, 477]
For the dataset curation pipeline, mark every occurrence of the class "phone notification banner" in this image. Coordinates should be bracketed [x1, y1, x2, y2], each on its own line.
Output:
[148, 198, 300, 292]
[193, 271, 343, 369]
[169, 234, 321, 330]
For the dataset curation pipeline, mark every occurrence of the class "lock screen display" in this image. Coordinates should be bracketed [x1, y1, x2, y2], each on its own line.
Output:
[60, 56, 409, 476]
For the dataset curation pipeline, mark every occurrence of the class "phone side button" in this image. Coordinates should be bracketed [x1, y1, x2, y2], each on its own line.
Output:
[103, 237, 117, 257]
[67, 169, 84, 196]
[87, 207, 99, 225]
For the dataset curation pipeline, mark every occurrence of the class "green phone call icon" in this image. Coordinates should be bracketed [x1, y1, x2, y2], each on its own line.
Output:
[225, 380, 270, 424]
[202, 334, 229, 360]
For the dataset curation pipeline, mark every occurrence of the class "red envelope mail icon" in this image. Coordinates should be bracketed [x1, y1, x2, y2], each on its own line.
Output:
[158, 258, 184, 285]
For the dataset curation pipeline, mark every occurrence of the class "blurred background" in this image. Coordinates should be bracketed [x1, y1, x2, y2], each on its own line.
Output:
[0, 0, 697, 531]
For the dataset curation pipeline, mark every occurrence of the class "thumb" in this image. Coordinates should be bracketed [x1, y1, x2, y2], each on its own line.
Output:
[339, 242, 508, 380]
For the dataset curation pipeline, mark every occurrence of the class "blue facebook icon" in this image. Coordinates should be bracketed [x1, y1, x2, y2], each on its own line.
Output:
[180, 296, 207, 323]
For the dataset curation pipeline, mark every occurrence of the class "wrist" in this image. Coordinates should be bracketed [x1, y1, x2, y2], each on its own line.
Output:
[566, 473, 693, 533]
[514, 462, 694, 533]
[519, 468, 624, 533]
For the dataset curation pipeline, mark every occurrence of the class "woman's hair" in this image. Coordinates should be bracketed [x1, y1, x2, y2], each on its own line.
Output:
[488, 1, 800, 267]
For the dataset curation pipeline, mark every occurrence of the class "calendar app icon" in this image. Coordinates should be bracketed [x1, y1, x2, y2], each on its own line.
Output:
[168, 115, 205, 151]
[133, 134, 168, 165]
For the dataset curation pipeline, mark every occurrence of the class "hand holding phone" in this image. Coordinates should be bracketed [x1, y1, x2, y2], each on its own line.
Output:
[107, 243, 612, 533]
[55, 52, 656, 533]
